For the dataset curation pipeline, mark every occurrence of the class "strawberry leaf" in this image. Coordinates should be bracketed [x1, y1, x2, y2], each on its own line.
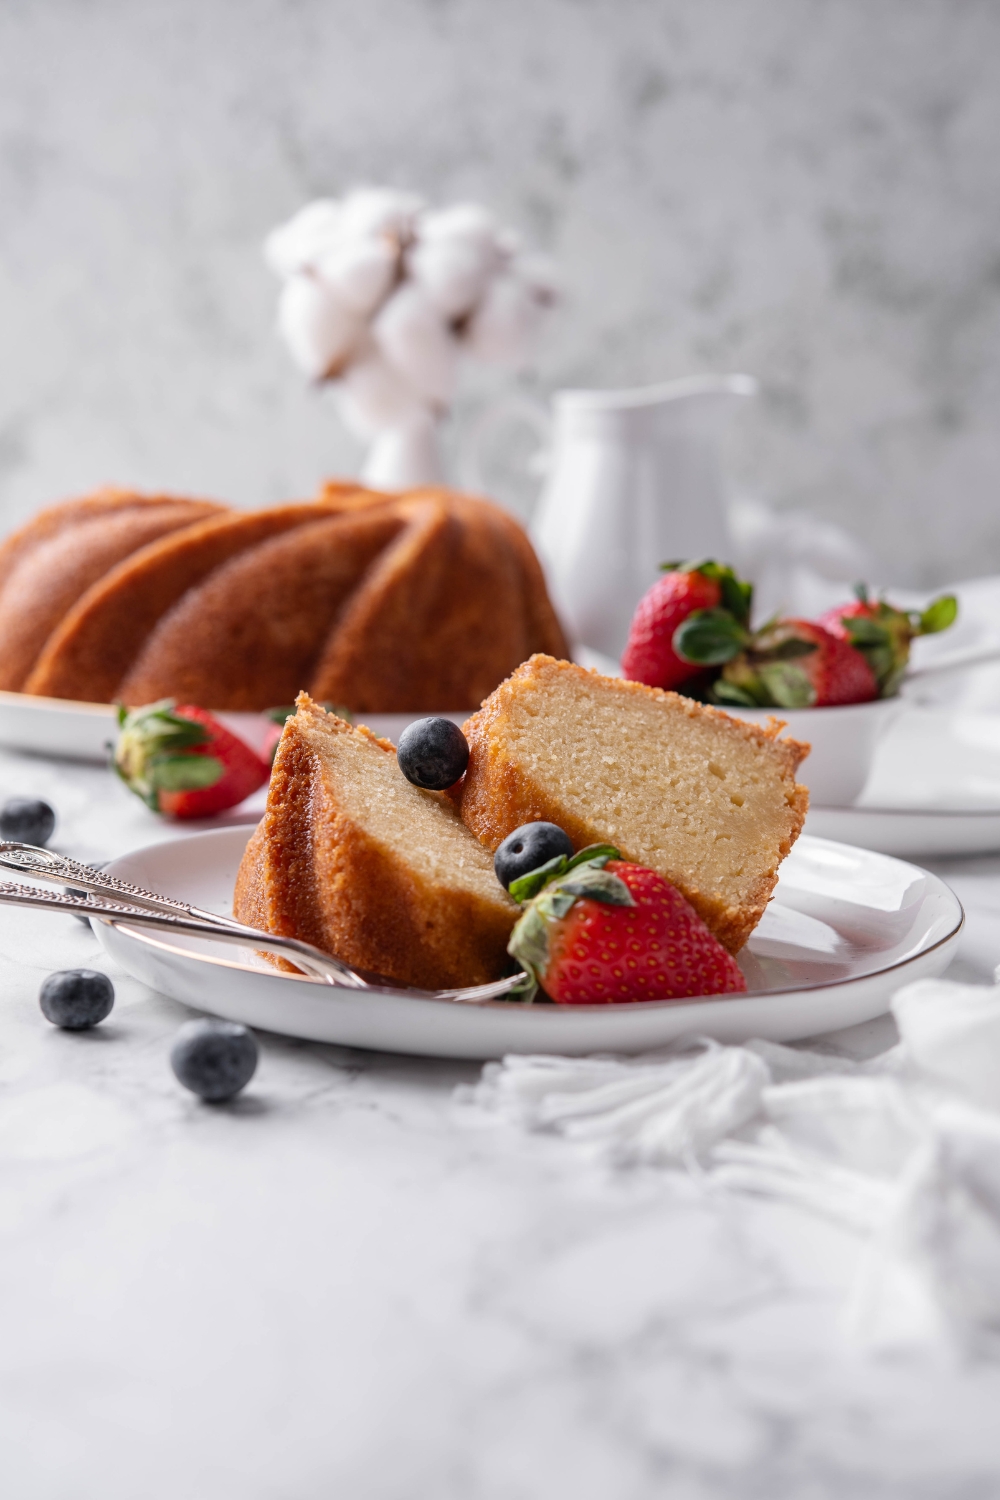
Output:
[764, 636, 818, 662]
[563, 843, 620, 873]
[716, 571, 753, 627]
[505, 907, 549, 1002]
[841, 615, 890, 647]
[673, 608, 750, 665]
[918, 594, 958, 635]
[712, 680, 760, 708]
[508, 854, 570, 905]
[756, 662, 816, 708]
[147, 754, 224, 793]
[507, 843, 621, 905]
[555, 867, 636, 907]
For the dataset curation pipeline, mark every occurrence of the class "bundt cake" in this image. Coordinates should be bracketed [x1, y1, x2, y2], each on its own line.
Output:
[0, 485, 569, 712]
[0, 490, 225, 692]
[453, 655, 810, 953]
[234, 694, 518, 988]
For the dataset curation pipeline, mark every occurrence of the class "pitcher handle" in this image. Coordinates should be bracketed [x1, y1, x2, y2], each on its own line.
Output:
[456, 394, 552, 518]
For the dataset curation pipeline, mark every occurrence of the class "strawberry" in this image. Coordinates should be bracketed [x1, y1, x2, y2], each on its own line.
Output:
[818, 585, 957, 696]
[621, 560, 753, 692]
[718, 618, 878, 708]
[114, 700, 269, 819]
[506, 845, 746, 1005]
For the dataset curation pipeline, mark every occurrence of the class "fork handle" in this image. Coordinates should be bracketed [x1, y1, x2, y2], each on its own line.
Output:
[0, 841, 248, 930]
[0, 881, 363, 987]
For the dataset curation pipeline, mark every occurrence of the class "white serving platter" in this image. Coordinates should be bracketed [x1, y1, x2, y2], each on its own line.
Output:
[95, 828, 962, 1060]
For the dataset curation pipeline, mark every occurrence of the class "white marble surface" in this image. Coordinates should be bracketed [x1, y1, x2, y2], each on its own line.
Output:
[1, 748, 1000, 1495]
[1, 1, 1000, 585]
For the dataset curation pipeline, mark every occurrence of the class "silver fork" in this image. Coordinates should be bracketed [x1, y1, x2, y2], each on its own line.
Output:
[0, 842, 527, 1005]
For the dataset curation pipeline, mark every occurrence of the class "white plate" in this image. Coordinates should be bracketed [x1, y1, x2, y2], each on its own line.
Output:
[0, 689, 465, 763]
[95, 828, 962, 1060]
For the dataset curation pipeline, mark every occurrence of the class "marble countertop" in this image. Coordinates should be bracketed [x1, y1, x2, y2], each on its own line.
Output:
[2, 747, 1000, 1499]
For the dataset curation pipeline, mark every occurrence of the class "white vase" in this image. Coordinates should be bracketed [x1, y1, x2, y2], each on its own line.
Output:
[360, 414, 445, 490]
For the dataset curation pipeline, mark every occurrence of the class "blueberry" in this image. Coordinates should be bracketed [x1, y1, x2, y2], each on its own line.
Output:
[0, 796, 55, 846]
[39, 969, 114, 1030]
[494, 822, 575, 890]
[397, 717, 469, 791]
[170, 1019, 258, 1102]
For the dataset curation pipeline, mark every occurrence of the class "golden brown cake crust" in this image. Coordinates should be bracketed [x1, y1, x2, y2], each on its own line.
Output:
[118, 506, 407, 711]
[455, 655, 810, 954]
[0, 500, 222, 691]
[233, 695, 517, 988]
[310, 491, 570, 711]
[0, 489, 223, 597]
[25, 504, 329, 703]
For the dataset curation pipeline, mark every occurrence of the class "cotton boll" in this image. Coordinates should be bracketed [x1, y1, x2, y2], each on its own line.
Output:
[410, 203, 504, 317]
[276, 273, 364, 380]
[334, 340, 434, 440]
[372, 283, 458, 404]
[315, 236, 398, 317]
[463, 270, 553, 365]
[417, 202, 499, 251]
[264, 199, 342, 278]
[337, 186, 425, 245]
[408, 235, 500, 320]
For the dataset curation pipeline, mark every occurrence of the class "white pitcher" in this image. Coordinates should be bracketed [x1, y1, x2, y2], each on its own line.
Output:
[530, 375, 757, 661]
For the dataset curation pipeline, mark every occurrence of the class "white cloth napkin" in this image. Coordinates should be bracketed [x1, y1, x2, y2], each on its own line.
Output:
[464, 975, 1000, 1352]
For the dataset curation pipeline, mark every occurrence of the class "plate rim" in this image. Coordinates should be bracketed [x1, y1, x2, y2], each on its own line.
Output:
[100, 827, 966, 1016]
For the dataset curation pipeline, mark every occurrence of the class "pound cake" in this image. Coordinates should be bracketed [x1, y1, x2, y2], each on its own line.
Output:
[234, 694, 518, 988]
[0, 486, 568, 712]
[454, 655, 810, 953]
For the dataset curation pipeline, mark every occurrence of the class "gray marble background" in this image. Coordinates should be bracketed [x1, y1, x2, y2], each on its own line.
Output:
[1, 0, 998, 586]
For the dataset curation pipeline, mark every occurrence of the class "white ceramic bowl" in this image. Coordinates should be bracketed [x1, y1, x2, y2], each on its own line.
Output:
[725, 698, 902, 808]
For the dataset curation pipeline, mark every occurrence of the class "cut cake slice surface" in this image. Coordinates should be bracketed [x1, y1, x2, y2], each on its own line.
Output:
[455, 655, 810, 954]
[234, 694, 518, 989]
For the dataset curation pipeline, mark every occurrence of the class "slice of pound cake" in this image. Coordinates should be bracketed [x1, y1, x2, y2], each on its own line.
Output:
[234, 694, 518, 989]
[454, 656, 809, 954]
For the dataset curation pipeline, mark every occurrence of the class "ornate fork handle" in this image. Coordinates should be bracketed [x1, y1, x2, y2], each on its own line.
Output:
[0, 841, 234, 925]
[0, 877, 362, 986]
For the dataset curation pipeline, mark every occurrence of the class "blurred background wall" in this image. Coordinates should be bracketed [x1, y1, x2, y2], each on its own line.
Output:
[0, 0, 998, 586]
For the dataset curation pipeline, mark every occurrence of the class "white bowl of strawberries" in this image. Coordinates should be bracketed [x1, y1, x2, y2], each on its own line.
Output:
[619, 562, 958, 808]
